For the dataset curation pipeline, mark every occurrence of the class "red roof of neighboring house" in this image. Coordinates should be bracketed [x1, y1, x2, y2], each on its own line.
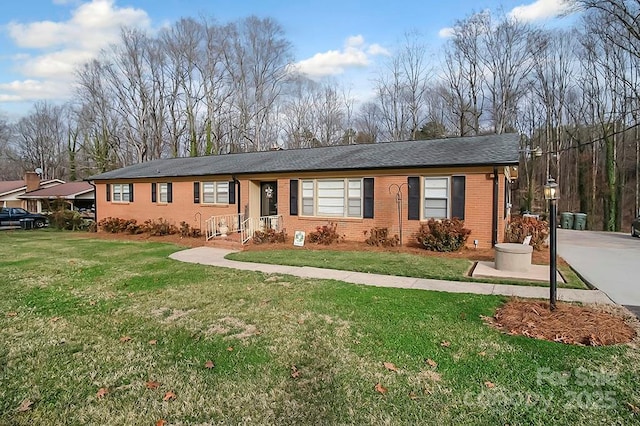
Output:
[1, 179, 65, 197]
[0, 180, 26, 196]
[20, 181, 93, 199]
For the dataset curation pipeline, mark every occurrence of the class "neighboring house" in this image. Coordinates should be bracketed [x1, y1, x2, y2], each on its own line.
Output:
[88, 134, 520, 248]
[19, 181, 95, 216]
[0, 172, 65, 211]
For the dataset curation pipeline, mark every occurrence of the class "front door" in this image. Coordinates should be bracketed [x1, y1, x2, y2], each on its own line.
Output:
[260, 182, 277, 216]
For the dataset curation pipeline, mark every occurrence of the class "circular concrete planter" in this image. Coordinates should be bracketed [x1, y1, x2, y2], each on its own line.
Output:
[494, 243, 533, 272]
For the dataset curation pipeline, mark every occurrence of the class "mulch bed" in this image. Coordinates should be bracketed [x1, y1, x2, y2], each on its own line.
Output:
[484, 299, 638, 346]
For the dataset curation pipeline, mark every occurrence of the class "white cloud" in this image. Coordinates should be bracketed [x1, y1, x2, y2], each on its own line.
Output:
[0, 79, 72, 102]
[367, 44, 390, 56]
[438, 27, 455, 38]
[508, 0, 574, 22]
[1, 0, 150, 103]
[293, 35, 389, 79]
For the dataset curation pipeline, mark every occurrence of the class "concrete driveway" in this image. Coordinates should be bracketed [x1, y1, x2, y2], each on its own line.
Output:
[558, 228, 639, 314]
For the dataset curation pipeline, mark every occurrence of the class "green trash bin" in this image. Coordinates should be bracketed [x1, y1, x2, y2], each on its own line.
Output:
[573, 213, 587, 230]
[561, 212, 574, 229]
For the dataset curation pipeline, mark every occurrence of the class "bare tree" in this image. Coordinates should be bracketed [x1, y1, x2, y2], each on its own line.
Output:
[442, 12, 488, 136]
[373, 32, 432, 141]
[224, 17, 292, 152]
[0, 113, 22, 180]
[482, 14, 539, 134]
[354, 101, 382, 143]
[12, 102, 67, 180]
[75, 59, 122, 173]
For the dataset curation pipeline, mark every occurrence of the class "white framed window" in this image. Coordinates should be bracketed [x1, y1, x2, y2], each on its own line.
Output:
[159, 183, 168, 203]
[301, 178, 362, 218]
[202, 181, 229, 204]
[112, 184, 130, 202]
[424, 177, 449, 219]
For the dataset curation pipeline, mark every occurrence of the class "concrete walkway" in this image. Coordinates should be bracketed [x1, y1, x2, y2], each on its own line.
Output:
[169, 247, 613, 305]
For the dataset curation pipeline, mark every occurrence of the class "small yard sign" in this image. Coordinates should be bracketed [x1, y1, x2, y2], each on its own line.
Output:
[293, 231, 305, 247]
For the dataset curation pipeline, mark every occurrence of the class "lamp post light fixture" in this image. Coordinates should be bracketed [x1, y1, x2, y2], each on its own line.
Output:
[544, 177, 559, 311]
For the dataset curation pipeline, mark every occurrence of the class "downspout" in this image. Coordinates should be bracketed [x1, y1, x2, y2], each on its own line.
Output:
[233, 176, 240, 216]
[492, 167, 499, 247]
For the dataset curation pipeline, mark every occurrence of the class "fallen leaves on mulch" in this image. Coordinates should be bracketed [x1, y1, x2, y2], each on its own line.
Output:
[483, 299, 637, 346]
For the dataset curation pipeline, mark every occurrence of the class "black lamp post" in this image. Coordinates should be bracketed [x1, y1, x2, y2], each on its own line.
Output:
[544, 177, 559, 311]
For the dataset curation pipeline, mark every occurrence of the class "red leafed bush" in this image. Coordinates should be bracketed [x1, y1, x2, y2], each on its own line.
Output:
[308, 222, 344, 245]
[416, 218, 471, 252]
[141, 218, 178, 236]
[98, 217, 137, 233]
[179, 221, 202, 238]
[253, 228, 287, 244]
[505, 215, 549, 250]
[364, 227, 400, 247]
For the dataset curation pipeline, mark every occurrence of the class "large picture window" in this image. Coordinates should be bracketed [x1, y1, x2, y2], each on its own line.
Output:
[112, 184, 130, 202]
[202, 181, 229, 204]
[424, 177, 449, 219]
[301, 179, 362, 218]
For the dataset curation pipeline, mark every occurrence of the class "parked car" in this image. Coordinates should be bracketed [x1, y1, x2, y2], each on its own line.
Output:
[632, 215, 640, 238]
[0, 207, 48, 228]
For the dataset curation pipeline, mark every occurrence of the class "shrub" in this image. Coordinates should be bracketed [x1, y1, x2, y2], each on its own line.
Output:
[364, 227, 399, 247]
[125, 220, 143, 235]
[253, 228, 287, 244]
[179, 221, 202, 238]
[416, 218, 471, 252]
[49, 209, 85, 231]
[141, 218, 178, 236]
[86, 220, 97, 233]
[505, 215, 549, 250]
[308, 222, 343, 245]
[98, 217, 136, 233]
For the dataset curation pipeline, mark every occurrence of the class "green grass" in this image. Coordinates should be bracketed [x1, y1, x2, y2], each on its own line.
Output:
[227, 249, 587, 289]
[0, 230, 637, 425]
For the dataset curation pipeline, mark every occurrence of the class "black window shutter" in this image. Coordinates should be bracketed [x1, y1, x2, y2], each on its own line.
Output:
[289, 179, 298, 216]
[106, 184, 111, 202]
[193, 182, 200, 204]
[167, 183, 173, 203]
[363, 178, 374, 219]
[151, 183, 157, 203]
[228, 181, 236, 204]
[451, 176, 466, 220]
[408, 176, 420, 220]
[129, 184, 134, 202]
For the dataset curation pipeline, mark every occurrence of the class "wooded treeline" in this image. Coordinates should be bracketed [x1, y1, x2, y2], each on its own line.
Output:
[0, 0, 638, 231]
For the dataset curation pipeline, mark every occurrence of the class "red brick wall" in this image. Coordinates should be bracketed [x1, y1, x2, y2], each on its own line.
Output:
[95, 167, 508, 248]
[96, 178, 238, 231]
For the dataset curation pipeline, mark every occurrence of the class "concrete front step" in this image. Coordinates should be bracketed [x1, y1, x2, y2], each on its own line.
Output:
[205, 235, 245, 250]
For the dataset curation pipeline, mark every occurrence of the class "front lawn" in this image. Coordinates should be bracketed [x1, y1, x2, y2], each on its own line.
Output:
[227, 249, 587, 289]
[0, 231, 637, 425]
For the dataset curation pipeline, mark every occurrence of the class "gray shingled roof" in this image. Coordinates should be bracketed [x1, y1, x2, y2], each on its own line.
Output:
[88, 133, 520, 181]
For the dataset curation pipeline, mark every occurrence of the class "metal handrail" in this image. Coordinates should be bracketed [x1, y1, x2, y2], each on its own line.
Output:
[240, 215, 283, 244]
[205, 213, 244, 241]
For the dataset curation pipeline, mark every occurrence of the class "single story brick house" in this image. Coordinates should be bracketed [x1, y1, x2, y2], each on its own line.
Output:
[88, 133, 520, 248]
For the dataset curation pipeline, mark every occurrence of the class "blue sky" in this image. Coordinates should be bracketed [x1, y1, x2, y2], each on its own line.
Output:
[0, 0, 576, 118]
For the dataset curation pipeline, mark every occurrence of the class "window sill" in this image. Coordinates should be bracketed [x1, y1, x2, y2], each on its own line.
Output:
[298, 216, 364, 222]
[200, 203, 231, 207]
[111, 201, 131, 205]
